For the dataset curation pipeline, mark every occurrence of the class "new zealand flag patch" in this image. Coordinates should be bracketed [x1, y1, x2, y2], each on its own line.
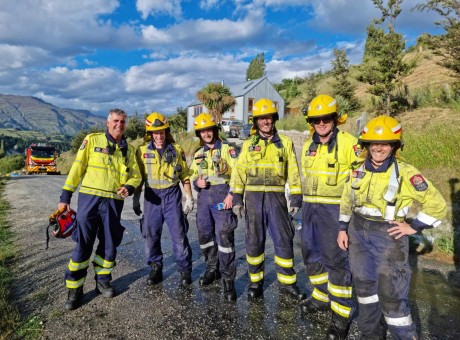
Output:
[143, 153, 155, 158]
[306, 150, 316, 156]
[249, 145, 261, 152]
[410, 174, 428, 191]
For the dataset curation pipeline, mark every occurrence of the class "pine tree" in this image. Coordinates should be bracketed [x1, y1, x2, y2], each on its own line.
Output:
[358, 0, 415, 115]
[246, 53, 266, 81]
[330, 48, 360, 111]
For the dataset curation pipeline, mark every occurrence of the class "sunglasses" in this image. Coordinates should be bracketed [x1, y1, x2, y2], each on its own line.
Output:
[153, 119, 165, 127]
[310, 116, 333, 125]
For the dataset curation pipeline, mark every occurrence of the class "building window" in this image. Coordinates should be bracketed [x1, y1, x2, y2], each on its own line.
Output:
[248, 98, 254, 112]
[193, 105, 203, 117]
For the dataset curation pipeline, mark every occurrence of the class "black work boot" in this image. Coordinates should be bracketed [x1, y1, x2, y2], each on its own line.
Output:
[180, 271, 192, 287]
[199, 270, 221, 286]
[147, 263, 163, 285]
[64, 287, 83, 311]
[326, 313, 351, 340]
[279, 283, 306, 301]
[247, 281, 264, 299]
[96, 281, 115, 298]
[223, 279, 237, 301]
[300, 296, 329, 313]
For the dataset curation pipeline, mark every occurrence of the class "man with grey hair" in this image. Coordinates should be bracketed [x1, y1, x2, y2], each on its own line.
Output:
[58, 109, 141, 310]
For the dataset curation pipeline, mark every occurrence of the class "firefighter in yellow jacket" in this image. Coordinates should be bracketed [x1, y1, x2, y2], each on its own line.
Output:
[338, 115, 447, 339]
[58, 109, 141, 310]
[299, 94, 358, 339]
[133, 112, 194, 288]
[230, 98, 305, 301]
[189, 113, 239, 301]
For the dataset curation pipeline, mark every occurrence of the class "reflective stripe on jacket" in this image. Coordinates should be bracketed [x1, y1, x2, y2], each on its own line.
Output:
[189, 140, 238, 186]
[230, 132, 301, 196]
[340, 160, 447, 228]
[63, 133, 141, 199]
[137, 142, 190, 189]
[301, 130, 358, 204]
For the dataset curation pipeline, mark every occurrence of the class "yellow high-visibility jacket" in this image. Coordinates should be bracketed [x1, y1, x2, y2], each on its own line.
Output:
[340, 159, 446, 229]
[136, 142, 190, 189]
[301, 130, 358, 204]
[63, 133, 141, 199]
[189, 140, 238, 186]
[230, 132, 301, 195]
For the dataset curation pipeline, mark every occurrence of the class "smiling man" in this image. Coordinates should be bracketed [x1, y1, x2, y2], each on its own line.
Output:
[299, 94, 359, 339]
[58, 108, 141, 311]
[230, 98, 305, 302]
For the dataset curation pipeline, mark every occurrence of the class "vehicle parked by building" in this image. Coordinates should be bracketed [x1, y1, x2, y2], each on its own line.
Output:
[221, 120, 244, 137]
[238, 123, 253, 140]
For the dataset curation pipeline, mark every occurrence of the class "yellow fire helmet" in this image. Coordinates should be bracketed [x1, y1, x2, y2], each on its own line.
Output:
[306, 94, 347, 125]
[145, 112, 170, 132]
[194, 113, 217, 132]
[359, 115, 403, 148]
[251, 98, 279, 134]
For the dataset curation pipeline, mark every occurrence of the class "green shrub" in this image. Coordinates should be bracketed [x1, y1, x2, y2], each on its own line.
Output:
[0, 155, 24, 175]
[276, 114, 308, 132]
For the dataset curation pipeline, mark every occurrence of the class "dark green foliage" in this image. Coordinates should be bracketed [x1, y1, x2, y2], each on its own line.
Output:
[274, 78, 302, 100]
[168, 107, 188, 132]
[196, 83, 236, 122]
[124, 114, 145, 141]
[0, 155, 24, 174]
[358, 0, 415, 115]
[70, 127, 105, 154]
[246, 53, 266, 81]
[330, 49, 360, 112]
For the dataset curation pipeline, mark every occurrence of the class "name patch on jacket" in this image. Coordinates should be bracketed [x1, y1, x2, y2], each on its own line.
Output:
[353, 170, 366, 179]
[305, 150, 316, 157]
[249, 145, 261, 152]
[143, 153, 155, 158]
[410, 174, 428, 191]
[94, 147, 109, 154]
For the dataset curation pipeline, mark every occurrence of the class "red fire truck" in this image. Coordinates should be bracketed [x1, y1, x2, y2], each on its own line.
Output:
[25, 143, 60, 175]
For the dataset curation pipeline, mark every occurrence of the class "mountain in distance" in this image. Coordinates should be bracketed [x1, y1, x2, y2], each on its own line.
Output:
[0, 94, 106, 136]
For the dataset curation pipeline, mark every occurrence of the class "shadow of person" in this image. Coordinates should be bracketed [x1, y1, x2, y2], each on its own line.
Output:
[448, 178, 460, 287]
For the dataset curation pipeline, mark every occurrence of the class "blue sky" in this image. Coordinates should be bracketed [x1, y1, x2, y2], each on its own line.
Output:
[0, 0, 442, 116]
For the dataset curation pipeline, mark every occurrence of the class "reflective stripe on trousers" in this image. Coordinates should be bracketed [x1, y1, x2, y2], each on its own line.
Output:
[195, 183, 237, 279]
[349, 212, 417, 339]
[142, 184, 192, 272]
[65, 193, 125, 288]
[300, 202, 354, 318]
[245, 191, 297, 285]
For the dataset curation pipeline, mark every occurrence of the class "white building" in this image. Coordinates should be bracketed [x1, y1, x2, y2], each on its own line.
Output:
[187, 77, 285, 131]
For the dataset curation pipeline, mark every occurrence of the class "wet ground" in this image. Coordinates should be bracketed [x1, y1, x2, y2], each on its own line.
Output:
[6, 175, 460, 339]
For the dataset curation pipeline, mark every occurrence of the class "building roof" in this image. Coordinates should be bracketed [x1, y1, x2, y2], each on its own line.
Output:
[187, 77, 267, 107]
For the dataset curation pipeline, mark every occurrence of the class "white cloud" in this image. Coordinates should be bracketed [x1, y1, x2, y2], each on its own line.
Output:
[200, 0, 221, 10]
[136, 0, 182, 19]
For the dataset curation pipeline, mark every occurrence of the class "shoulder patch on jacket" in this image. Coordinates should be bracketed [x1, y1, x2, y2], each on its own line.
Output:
[229, 148, 238, 158]
[80, 139, 88, 150]
[410, 174, 428, 191]
[353, 144, 363, 157]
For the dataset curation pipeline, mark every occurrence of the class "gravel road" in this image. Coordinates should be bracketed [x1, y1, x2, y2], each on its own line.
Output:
[5, 170, 460, 339]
